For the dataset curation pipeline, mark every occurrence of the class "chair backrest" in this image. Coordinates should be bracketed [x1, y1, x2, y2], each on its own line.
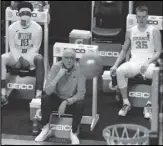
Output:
[94, 1, 123, 17]
[94, 1, 123, 28]
[53, 42, 99, 64]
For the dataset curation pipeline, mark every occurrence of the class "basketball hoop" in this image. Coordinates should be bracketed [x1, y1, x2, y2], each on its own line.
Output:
[103, 124, 150, 145]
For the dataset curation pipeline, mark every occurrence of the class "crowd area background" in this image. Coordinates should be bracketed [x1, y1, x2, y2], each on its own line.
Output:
[1, 1, 162, 54]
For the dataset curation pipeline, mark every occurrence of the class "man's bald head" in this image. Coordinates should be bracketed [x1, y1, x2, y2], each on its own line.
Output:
[63, 48, 76, 58]
[62, 48, 76, 69]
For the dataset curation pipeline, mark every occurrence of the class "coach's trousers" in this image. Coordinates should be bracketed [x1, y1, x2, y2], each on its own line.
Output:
[41, 93, 85, 133]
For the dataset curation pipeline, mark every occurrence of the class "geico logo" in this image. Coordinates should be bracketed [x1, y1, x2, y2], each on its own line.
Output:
[75, 39, 84, 44]
[16, 12, 37, 17]
[50, 124, 72, 131]
[74, 49, 86, 53]
[129, 92, 150, 98]
[64, 48, 86, 54]
[98, 51, 120, 57]
[147, 20, 158, 25]
[7, 83, 34, 90]
[35, 109, 41, 119]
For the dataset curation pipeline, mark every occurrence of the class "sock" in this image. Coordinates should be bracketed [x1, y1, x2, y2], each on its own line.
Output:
[146, 101, 152, 105]
[123, 98, 130, 105]
[1, 88, 6, 96]
[36, 90, 42, 97]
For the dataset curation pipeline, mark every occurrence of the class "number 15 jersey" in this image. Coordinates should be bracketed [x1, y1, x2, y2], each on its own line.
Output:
[130, 25, 155, 63]
[8, 20, 42, 62]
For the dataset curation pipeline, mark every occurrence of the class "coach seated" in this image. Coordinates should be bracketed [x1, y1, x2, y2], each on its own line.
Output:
[110, 6, 162, 119]
[1, 2, 44, 107]
[35, 49, 86, 145]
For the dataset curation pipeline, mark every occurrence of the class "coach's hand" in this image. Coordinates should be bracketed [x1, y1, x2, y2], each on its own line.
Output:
[58, 100, 68, 118]
[19, 57, 30, 70]
[110, 66, 117, 76]
[140, 62, 149, 74]
[13, 60, 21, 69]
[58, 68, 68, 77]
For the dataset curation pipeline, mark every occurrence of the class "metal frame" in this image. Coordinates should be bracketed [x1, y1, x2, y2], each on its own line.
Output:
[128, 1, 134, 14]
[53, 43, 99, 131]
[5, 7, 49, 84]
[151, 68, 159, 134]
[91, 1, 95, 37]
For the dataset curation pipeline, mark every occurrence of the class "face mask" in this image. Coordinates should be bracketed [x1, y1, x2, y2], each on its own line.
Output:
[19, 12, 31, 27]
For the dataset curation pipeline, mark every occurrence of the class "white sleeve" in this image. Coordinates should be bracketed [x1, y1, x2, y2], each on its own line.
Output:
[8, 25, 21, 62]
[26, 25, 42, 61]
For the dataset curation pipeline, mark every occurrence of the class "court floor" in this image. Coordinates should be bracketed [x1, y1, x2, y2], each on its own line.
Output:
[1, 134, 106, 145]
[1, 79, 162, 145]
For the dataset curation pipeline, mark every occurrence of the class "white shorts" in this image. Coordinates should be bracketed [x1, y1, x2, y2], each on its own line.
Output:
[117, 61, 156, 79]
[2, 52, 41, 70]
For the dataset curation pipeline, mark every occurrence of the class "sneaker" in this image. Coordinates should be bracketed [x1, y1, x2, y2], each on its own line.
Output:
[143, 103, 152, 119]
[118, 104, 131, 116]
[35, 123, 50, 142]
[1, 94, 8, 107]
[70, 130, 80, 145]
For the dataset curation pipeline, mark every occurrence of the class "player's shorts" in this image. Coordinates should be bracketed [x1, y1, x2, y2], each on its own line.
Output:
[117, 61, 156, 79]
[2, 52, 41, 70]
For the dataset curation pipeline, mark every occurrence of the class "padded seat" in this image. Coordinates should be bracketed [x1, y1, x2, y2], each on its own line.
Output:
[128, 74, 152, 85]
[92, 1, 124, 42]
[92, 27, 122, 37]
[7, 66, 36, 77]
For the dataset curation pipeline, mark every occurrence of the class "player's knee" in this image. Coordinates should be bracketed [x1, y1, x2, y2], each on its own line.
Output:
[145, 70, 153, 79]
[116, 67, 125, 77]
[1, 53, 9, 64]
[35, 54, 43, 61]
[34, 54, 43, 65]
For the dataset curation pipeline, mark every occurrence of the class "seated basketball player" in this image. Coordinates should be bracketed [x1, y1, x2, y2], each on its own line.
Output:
[35, 49, 86, 145]
[110, 6, 162, 118]
[1, 2, 44, 106]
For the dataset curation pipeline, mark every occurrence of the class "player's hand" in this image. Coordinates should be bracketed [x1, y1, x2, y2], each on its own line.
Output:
[58, 100, 68, 118]
[19, 57, 30, 70]
[110, 65, 117, 76]
[140, 62, 150, 74]
[13, 60, 21, 69]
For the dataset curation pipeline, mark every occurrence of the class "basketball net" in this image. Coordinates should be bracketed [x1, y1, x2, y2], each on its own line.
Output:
[103, 124, 150, 145]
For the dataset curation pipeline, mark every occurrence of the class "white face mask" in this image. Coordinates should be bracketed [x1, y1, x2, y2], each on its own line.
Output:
[19, 8, 32, 28]
[20, 15, 31, 27]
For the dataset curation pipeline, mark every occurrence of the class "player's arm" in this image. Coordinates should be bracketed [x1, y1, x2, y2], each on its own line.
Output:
[113, 29, 131, 68]
[8, 25, 21, 62]
[146, 28, 162, 64]
[26, 26, 42, 60]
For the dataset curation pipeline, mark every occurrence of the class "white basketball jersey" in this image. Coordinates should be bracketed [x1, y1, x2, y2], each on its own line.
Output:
[9, 20, 41, 55]
[130, 25, 155, 63]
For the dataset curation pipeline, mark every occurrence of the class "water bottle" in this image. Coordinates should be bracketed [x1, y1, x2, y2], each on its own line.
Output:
[32, 115, 39, 136]
[111, 74, 117, 87]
